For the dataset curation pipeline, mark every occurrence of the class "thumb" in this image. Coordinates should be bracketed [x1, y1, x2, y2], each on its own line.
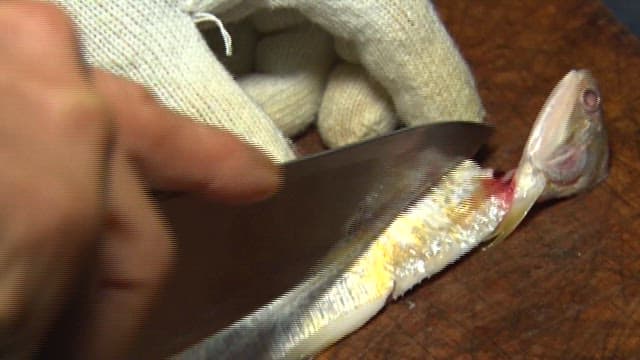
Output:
[93, 70, 281, 204]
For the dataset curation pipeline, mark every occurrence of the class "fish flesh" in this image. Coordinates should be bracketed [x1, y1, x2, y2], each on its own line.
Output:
[176, 69, 609, 359]
[178, 69, 609, 359]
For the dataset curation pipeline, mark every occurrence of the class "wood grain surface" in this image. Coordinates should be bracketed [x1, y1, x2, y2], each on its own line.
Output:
[298, 1, 640, 358]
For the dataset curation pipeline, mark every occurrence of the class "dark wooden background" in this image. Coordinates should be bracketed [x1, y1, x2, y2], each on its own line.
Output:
[295, 1, 640, 358]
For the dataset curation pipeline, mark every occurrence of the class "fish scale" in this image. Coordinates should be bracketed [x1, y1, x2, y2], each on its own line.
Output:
[177, 161, 511, 359]
[177, 69, 609, 360]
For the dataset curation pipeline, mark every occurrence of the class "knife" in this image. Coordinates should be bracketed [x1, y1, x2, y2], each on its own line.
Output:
[130, 121, 493, 358]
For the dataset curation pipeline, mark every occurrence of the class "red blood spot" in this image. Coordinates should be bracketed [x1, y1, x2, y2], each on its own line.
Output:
[482, 170, 515, 206]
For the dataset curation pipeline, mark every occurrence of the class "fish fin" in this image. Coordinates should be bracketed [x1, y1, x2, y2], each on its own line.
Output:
[486, 201, 533, 247]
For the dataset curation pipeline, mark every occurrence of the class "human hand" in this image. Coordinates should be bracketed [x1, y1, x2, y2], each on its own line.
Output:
[0, 1, 279, 358]
[52, 0, 484, 160]
[202, 0, 486, 147]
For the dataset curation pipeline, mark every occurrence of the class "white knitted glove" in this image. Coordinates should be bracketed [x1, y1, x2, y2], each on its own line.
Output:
[51, 0, 484, 160]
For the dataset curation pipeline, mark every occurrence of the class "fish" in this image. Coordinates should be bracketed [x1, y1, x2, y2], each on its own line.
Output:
[175, 69, 609, 360]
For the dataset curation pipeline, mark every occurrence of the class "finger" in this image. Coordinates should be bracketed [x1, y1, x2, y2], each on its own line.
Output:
[290, 0, 485, 124]
[0, 2, 108, 355]
[58, 0, 295, 163]
[92, 70, 281, 204]
[0, 1, 87, 87]
[78, 149, 173, 359]
[318, 62, 397, 148]
[238, 25, 335, 137]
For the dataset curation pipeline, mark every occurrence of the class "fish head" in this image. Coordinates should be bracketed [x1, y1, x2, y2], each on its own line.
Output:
[528, 69, 609, 200]
[492, 69, 609, 243]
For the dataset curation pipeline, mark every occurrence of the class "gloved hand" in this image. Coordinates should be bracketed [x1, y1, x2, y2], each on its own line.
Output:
[53, 0, 485, 160]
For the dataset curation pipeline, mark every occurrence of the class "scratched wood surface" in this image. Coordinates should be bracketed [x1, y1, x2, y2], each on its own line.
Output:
[295, 1, 640, 358]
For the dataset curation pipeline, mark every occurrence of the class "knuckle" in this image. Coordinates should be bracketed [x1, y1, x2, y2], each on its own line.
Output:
[39, 87, 111, 140]
[125, 80, 159, 108]
[38, 177, 102, 240]
[5, 171, 102, 262]
[0, 1, 75, 43]
[99, 71, 157, 108]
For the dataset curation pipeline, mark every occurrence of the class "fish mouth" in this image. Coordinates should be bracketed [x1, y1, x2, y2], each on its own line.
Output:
[525, 70, 581, 165]
[488, 70, 585, 244]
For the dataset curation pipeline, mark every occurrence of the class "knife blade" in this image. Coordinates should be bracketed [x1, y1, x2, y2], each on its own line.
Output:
[131, 121, 493, 358]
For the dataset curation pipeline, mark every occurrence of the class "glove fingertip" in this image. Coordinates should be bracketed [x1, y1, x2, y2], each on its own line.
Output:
[318, 63, 397, 148]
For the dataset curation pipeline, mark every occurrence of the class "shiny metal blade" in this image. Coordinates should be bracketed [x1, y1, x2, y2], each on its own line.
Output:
[131, 122, 493, 358]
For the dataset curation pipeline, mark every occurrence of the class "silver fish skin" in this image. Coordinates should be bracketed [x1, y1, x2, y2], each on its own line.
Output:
[176, 69, 608, 360]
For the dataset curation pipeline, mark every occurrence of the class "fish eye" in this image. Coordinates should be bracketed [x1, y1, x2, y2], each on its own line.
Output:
[582, 88, 601, 113]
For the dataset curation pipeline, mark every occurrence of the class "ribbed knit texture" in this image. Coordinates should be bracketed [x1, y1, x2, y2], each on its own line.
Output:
[318, 63, 397, 148]
[251, 8, 306, 33]
[282, 0, 486, 126]
[183, 0, 485, 143]
[51, 0, 295, 162]
[52, 0, 484, 160]
[239, 25, 335, 136]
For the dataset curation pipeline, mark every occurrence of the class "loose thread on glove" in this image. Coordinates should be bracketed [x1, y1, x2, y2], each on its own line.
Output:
[192, 12, 233, 56]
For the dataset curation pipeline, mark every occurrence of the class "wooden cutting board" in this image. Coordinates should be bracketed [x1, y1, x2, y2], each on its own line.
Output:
[295, 1, 640, 358]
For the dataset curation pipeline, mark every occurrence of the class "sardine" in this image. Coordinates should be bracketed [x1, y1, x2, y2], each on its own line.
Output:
[176, 69, 609, 359]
